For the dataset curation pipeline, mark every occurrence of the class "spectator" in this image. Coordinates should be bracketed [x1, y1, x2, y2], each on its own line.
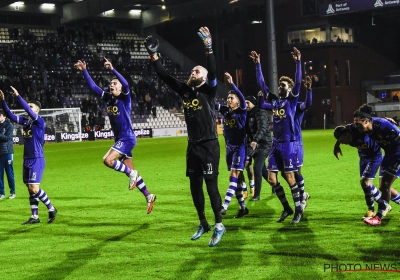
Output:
[0, 110, 16, 200]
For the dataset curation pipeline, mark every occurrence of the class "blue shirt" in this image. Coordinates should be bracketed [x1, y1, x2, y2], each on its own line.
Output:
[3, 95, 45, 159]
[215, 83, 246, 146]
[367, 117, 400, 155]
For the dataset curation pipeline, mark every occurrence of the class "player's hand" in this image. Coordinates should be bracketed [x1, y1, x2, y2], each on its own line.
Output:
[74, 60, 86, 71]
[10, 86, 19, 97]
[257, 90, 263, 96]
[0, 90, 4, 101]
[303, 76, 312, 89]
[197, 27, 212, 53]
[144, 35, 159, 56]
[104, 57, 113, 70]
[291, 47, 301, 61]
[334, 145, 342, 160]
[385, 117, 398, 125]
[249, 51, 260, 64]
[224, 72, 233, 84]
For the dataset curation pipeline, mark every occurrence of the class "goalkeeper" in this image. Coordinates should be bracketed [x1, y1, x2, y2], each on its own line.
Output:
[74, 57, 156, 214]
[145, 27, 225, 247]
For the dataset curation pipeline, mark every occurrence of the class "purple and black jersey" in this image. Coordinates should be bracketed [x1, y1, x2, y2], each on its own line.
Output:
[215, 82, 246, 146]
[345, 123, 382, 159]
[258, 60, 302, 143]
[367, 117, 400, 155]
[83, 69, 135, 142]
[294, 88, 312, 143]
[3, 95, 45, 159]
[153, 54, 218, 143]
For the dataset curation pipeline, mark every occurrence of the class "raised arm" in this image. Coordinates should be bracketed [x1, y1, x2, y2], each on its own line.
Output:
[291, 47, 302, 97]
[258, 91, 273, 111]
[104, 57, 129, 93]
[198, 27, 217, 88]
[225, 72, 245, 109]
[13, 89, 39, 120]
[299, 76, 313, 111]
[74, 60, 103, 96]
[144, 35, 186, 94]
[0, 90, 19, 123]
[250, 51, 271, 97]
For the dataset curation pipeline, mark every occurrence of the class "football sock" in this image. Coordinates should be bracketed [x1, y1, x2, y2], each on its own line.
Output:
[223, 176, 238, 209]
[376, 199, 389, 219]
[235, 187, 246, 209]
[290, 184, 302, 212]
[371, 185, 381, 201]
[37, 189, 53, 210]
[249, 179, 255, 189]
[364, 185, 376, 210]
[136, 175, 150, 197]
[112, 160, 132, 175]
[29, 193, 39, 217]
[241, 181, 248, 193]
[190, 176, 206, 221]
[391, 193, 400, 204]
[296, 174, 305, 202]
[274, 183, 290, 209]
[204, 177, 223, 223]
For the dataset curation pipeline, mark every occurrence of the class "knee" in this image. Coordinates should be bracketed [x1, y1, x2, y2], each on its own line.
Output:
[103, 158, 113, 167]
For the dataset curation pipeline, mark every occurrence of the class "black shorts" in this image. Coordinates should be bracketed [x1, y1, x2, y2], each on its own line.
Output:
[186, 139, 220, 178]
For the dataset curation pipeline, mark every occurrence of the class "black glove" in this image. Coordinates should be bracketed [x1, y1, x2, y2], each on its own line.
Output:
[144, 35, 159, 56]
[197, 27, 212, 53]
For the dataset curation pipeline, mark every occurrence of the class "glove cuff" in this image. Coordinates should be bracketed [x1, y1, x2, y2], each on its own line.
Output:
[205, 47, 213, 54]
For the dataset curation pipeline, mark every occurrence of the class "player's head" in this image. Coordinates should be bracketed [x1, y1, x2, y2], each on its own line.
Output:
[278, 76, 294, 98]
[110, 77, 122, 97]
[187, 66, 207, 88]
[245, 95, 258, 111]
[28, 100, 41, 114]
[353, 104, 373, 132]
[227, 90, 240, 109]
[334, 126, 352, 144]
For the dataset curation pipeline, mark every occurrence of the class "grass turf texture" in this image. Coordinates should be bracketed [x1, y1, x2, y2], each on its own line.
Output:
[1, 129, 399, 280]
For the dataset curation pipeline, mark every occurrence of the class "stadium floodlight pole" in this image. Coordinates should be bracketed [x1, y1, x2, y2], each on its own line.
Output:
[265, 0, 278, 97]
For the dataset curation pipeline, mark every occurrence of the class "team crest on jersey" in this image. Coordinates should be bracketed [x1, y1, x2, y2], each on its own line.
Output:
[224, 118, 237, 128]
[107, 105, 120, 116]
[183, 99, 202, 111]
[23, 129, 33, 138]
[272, 108, 286, 119]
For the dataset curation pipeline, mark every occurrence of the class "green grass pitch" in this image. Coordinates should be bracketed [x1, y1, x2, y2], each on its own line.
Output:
[0, 129, 399, 280]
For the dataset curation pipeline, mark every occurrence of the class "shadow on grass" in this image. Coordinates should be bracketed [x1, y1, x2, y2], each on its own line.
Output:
[27, 224, 149, 280]
[356, 217, 400, 263]
[266, 223, 338, 278]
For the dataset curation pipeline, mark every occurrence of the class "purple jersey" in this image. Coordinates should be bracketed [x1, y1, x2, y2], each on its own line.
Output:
[258, 60, 302, 143]
[215, 82, 247, 146]
[83, 69, 135, 142]
[294, 88, 312, 143]
[367, 118, 400, 155]
[3, 95, 45, 159]
[345, 123, 382, 159]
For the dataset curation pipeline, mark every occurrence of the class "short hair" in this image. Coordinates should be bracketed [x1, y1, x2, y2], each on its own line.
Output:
[28, 100, 42, 110]
[0, 109, 4, 116]
[353, 103, 372, 120]
[227, 90, 238, 97]
[333, 125, 348, 139]
[279, 76, 294, 88]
